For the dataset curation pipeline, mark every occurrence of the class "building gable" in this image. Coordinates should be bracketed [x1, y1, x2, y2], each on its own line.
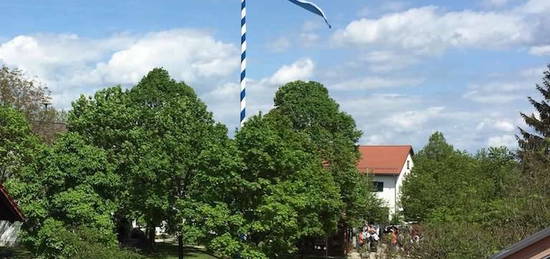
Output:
[0, 184, 25, 222]
[357, 145, 413, 175]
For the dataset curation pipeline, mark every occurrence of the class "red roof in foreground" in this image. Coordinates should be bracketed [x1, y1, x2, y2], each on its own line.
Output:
[0, 184, 25, 222]
[357, 145, 413, 175]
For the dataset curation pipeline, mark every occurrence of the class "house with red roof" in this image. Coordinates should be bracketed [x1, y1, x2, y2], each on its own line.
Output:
[357, 145, 414, 217]
[0, 184, 25, 247]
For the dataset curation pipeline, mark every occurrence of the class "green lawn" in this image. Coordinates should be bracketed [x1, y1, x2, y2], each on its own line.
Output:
[0, 246, 33, 258]
[0, 243, 216, 259]
[144, 242, 217, 259]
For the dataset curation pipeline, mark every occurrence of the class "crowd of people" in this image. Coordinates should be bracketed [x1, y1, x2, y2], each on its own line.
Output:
[356, 223, 380, 252]
[354, 223, 422, 254]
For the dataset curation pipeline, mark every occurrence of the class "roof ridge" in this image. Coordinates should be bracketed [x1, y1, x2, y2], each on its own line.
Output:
[0, 184, 25, 222]
[356, 145, 413, 175]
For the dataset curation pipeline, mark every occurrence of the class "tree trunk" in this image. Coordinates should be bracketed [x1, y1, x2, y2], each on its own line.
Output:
[325, 237, 328, 258]
[178, 234, 184, 259]
[147, 224, 156, 251]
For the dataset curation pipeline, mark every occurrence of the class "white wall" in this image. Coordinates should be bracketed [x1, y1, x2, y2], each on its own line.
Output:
[395, 154, 414, 215]
[0, 221, 21, 247]
[372, 154, 414, 217]
[373, 174, 398, 215]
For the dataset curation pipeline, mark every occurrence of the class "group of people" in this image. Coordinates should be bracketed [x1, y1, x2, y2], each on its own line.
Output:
[357, 223, 380, 252]
[354, 223, 422, 254]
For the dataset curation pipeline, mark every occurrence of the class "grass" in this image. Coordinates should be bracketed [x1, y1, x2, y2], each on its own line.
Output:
[0, 246, 33, 259]
[0, 242, 216, 259]
[143, 242, 217, 259]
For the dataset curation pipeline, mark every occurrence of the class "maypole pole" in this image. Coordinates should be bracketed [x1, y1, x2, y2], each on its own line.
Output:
[240, 0, 247, 127]
[238, 0, 330, 128]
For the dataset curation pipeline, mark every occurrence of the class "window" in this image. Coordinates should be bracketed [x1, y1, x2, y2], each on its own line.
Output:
[407, 160, 410, 170]
[372, 181, 384, 192]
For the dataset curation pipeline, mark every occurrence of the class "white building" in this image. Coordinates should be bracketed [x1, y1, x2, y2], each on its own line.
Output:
[357, 145, 414, 217]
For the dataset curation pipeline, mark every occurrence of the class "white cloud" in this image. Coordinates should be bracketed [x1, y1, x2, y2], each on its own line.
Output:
[357, 1, 410, 17]
[301, 20, 323, 32]
[483, 0, 510, 8]
[488, 135, 517, 147]
[0, 29, 317, 133]
[339, 94, 422, 144]
[334, 6, 531, 55]
[463, 82, 527, 104]
[0, 30, 239, 108]
[268, 21, 324, 52]
[519, 0, 550, 14]
[93, 30, 238, 85]
[360, 50, 420, 72]
[464, 92, 522, 104]
[529, 45, 550, 56]
[476, 119, 516, 132]
[495, 120, 516, 132]
[334, 0, 550, 63]
[331, 76, 423, 90]
[520, 66, 547, 78]
[383, 106, 445, 132]
[299, 32, 320, 47]
[267, 37, 291, 53]
[380, 1, 410, 12]
[268, 58, 314, 85]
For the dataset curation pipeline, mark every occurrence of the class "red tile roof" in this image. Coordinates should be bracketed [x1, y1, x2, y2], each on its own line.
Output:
[0, 184, 25, 222]
[357, 145, 413, 175]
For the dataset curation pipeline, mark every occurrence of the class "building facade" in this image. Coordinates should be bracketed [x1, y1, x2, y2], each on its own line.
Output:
[357, 145, 414, 217]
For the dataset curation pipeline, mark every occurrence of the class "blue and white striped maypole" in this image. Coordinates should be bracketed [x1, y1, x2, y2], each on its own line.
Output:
[238, 0, 330, 127]
[240, 0, 247, 127]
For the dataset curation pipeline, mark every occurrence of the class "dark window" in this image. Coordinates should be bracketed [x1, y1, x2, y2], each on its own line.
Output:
[372, 181, 384, 192]
[407, 160, 410, 169]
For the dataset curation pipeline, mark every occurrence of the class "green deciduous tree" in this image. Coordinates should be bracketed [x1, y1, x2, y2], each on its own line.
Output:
[401, 132, 518, 223]
[400, 67, 550, 258]
[0, 106, 41, 182]
[399, 132, 526, 257]
[5, 133, 121, 257]
[177, 112, 349, 258]
[506, 64, 550, 245]
[128, 69, 235, 254]
[67, 69, 237, 259]
[234, 113, 343, 257]
[270, 81, 383, 226]
[0, 65, 66, 143]
[0, 66, 50, 120]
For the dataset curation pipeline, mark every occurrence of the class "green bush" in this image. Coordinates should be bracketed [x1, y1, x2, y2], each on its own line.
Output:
[407, 222, 501, 259]
[28, 221, 143, 259]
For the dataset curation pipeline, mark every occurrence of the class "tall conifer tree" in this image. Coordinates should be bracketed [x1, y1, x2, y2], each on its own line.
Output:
[518, 65, 550, 157]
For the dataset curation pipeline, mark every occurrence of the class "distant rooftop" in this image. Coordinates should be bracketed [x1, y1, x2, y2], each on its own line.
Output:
[357, 145, 414, 175]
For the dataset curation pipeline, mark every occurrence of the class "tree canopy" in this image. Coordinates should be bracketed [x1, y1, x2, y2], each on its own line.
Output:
[518, 65, 550, 162]
[231, 113, 343, 257]
[0, 106, 41, 182]
[399, 130, 550, 258]
[4, 71, 387, 258]
[5, 133, 121, 257]
[0, 65, 66, 143]
[401, 132, 518, 223]
[270, 81, 383, 225]
[67, 68, 239, 257]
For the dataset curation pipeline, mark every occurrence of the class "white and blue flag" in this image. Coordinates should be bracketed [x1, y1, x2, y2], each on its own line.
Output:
[288, 0, 331, 28]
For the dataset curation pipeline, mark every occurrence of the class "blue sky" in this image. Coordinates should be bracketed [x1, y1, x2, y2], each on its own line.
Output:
[1, 0, 549, 151]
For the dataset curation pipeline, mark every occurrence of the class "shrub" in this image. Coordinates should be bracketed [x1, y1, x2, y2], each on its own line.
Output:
[28, 221, 143, 259]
